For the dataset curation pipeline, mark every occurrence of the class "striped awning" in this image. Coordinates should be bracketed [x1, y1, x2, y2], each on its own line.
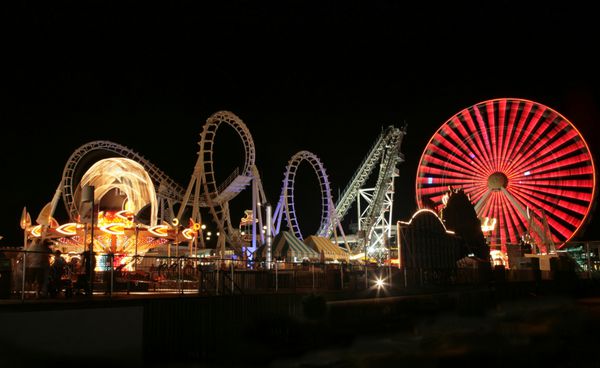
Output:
[304, 236, 349, 262]
[255, 231, 319, 262]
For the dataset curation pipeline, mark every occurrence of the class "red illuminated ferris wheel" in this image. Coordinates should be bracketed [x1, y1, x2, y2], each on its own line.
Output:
[416, 98, 596, 249]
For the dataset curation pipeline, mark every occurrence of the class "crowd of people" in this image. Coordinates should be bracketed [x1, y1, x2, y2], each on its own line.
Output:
[23, 238, 91, 298]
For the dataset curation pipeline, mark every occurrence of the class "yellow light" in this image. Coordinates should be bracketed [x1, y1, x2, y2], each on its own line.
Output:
[100, 223, 125, 235]
[481, 217, 497, 232]
[116, 210, 135, 221]
[149, 225, 169, 237]
[193, 222, 201, 231]
[182, 228, 196, 240]
[56, 223, 78, 236]
[30, 225, 42, 238]
[172, 218, 179, 227]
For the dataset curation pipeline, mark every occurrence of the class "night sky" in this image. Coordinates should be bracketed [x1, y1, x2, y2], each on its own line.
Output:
[2, 1, 599, 245]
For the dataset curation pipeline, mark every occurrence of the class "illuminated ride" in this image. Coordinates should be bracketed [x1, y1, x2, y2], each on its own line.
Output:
[328, 126, 406, 260]
[177, 111, 259, 257]
[26, 158, 201, 270]
[30, 110, 407, 265]
[416, 98, 596, 252]
[272, 150, 338, 240]
[60, 141, 186, 225]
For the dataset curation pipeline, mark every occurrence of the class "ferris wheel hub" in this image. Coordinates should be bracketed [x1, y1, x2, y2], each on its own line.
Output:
[487, 172, 508, 191]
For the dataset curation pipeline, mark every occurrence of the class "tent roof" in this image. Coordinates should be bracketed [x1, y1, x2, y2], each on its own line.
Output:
[304, 235, 349, 262]
[255, 231, 319, 261]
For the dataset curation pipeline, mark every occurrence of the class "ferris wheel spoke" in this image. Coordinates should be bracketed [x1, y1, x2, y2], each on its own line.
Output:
[499, 100, 520, 172]
[508, 119, 573, 175]
[511, 184, 593, 207]
[446, 118, 495, 172]
[511, 109, 558, 166]
[502, 101, 535, 172]
[496, 99, 508, 172]
[515, 178, 594, 191]
[514, 118, 567, 166]
[422, 152, 485, 179]
[483, 101, 499, 169]
[459, 112, 495, 172]
[534, 128, 580, 158]
[511, 140, 588, 178]
[470, 106, 496, 168]
[531, 166, 593, 180]
[511, 185, 589, 219]
[418, 165, 482, 182]
[509, 189, 574, 239]
[530, 153, 593, 178]
[428, 134, 486, 177]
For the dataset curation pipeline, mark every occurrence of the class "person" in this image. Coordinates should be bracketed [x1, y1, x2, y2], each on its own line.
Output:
[25, 238, 51, 298]
[49, 250, 66, 297]
[183, 260, 194, 279]
[82, 249, 96, 296]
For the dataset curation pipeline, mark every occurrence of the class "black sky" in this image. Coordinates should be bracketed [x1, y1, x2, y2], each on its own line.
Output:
[2, 1, 599, 245]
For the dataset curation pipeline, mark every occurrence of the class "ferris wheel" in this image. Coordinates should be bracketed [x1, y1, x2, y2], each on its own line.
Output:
[416, 98, 596, 248]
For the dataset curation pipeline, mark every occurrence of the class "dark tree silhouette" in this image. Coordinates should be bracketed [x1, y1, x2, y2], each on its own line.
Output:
[441, 189, 490, 261]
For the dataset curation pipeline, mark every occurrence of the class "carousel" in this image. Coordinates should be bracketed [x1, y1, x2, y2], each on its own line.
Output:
[22, 158, 201, 271]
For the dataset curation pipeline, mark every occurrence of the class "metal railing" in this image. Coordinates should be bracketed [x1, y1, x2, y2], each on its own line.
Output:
[1, 245, 599, 303]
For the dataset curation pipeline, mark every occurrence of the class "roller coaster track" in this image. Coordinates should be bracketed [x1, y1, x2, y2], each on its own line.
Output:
[273, 151, 333, 240]
[58, 112, 403, 258]
[177, 111, 255, 252]
[61, 140, 187, 222]
[327, 126, 406, 239]
[360, 128, 405, 241]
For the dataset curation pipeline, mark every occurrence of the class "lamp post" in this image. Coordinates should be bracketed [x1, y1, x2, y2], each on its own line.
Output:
[266, 203, 272, 270]
[81, 185, 95, 296]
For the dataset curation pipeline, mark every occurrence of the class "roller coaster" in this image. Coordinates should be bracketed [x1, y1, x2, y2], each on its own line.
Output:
[46, 111, 406, 259]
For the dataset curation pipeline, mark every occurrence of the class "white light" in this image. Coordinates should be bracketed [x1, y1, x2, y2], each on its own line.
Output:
[375, 278, 385, 288]
[207, 231, 212, 236]
[427, 177, 433, 184]
[216, 232, 220, 236]
[206, 237, 211, 241]
[524, 171, 531, 176]
[201, 224, 206, 230]
[263, 225, 267, 230]
[241, 231, 245, 235]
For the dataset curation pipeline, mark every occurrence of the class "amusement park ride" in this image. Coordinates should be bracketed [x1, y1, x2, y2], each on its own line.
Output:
[416, 98, 596, 255]
[19, 98, 597, 269]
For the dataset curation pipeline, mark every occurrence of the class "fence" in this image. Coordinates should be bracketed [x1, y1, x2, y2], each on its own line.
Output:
[0, 246, 597, 301]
